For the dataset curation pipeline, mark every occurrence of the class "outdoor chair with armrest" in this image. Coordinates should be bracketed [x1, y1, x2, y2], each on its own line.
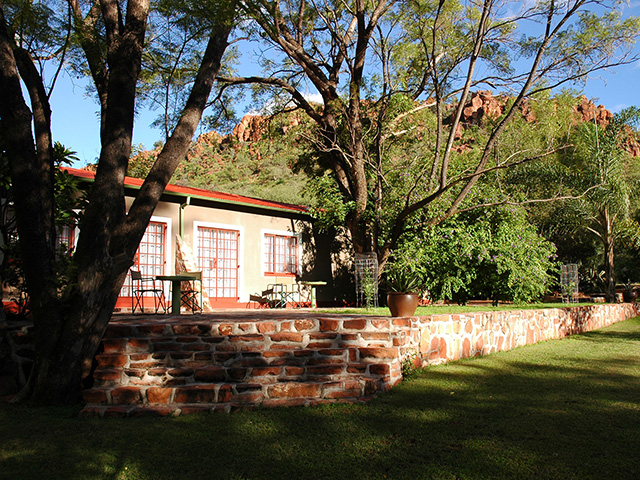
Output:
[266, 283, 303, 308]
[266, 284, 288, 308]
[285, 282, 302, 308]
[248, 289, 272, 308]
[180, 271, 203, 314]
[131, 269, 167, 314]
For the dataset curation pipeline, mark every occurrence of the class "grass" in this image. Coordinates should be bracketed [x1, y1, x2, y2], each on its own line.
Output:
[2, 316, 639, 480]
[319, 301, 598, 316]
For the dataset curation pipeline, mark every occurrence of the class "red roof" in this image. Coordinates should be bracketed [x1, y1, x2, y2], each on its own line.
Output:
[62, 167, 309, 214]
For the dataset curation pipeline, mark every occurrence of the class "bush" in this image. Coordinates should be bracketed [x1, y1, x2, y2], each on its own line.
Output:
[396, 206, 558, 304]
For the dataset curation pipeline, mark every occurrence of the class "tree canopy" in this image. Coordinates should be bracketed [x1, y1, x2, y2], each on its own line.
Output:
[560, 108, 640, 300]
[219, 0, 640, 268]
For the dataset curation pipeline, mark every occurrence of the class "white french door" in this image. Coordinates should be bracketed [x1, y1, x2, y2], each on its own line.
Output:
[197, 226, 240, 300]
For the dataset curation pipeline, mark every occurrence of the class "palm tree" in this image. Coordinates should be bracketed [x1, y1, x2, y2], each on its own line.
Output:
[573, 108, 640, 302]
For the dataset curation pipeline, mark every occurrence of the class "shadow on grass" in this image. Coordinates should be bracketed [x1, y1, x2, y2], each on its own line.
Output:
[2, 318, 640, 480]
[579, 330, 640, 342]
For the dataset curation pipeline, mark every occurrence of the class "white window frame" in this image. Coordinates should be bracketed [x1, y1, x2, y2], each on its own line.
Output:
[261, 228, 302, 277]
[121, 215, 172, 298]
[193, 221, 244, 301]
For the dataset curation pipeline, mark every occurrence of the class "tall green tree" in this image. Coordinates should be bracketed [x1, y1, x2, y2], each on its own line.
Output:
[0, 0, 236, 405]
[222, 0, 639, 270]
[568, 108, 640, 301]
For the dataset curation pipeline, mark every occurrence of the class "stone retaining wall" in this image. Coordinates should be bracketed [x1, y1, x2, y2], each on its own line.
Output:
[409, 303, 639, 367]
[82, 313, 409, 416]
[81, 303, 639, 416]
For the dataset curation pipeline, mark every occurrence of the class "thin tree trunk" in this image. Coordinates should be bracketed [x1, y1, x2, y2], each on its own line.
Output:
[604, 232, 616, 303]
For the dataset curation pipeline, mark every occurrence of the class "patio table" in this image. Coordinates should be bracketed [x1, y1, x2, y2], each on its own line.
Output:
[156, 273, 201, 315]
[300, 281, 327, 308]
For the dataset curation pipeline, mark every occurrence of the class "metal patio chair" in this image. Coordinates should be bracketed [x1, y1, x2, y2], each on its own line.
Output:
[131, 269, 167, 314]
[266, 284, 288, 308]
[180, 271, 203, 314]
[282, 283, 303, 308]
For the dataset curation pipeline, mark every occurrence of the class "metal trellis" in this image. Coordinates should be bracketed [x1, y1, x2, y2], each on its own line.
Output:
[560, 264, 579, 304]
[354, 253, 379, 307]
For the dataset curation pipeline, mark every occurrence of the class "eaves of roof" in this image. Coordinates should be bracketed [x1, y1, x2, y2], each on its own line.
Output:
[62, 167, 310, 216]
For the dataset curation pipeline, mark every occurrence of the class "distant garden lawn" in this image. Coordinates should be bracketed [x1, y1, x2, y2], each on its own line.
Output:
[2, 315, 639, 480]
[319, 301, 598, 316]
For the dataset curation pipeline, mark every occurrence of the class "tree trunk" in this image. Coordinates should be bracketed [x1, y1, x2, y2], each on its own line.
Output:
[18, 275, 124, 404]
[604, 232, 616, 303]
[1, 2, 235, 405]
[318, 110, 371, 254]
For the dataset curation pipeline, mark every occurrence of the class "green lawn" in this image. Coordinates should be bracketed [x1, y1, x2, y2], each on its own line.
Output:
[320, 301, 597, 316]
[2, 316, 639, 480]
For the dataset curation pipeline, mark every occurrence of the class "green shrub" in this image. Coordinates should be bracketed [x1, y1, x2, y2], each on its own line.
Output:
[396, 206, 558, 304]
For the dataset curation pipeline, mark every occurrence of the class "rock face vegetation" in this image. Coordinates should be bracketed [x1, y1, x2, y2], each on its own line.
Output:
[129, 112, 312, 205]
[130, 93, 639, 205]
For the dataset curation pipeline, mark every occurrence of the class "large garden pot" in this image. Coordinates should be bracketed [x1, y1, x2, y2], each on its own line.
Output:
[386, 292, 420, 317]
[623, 290, 637, 303]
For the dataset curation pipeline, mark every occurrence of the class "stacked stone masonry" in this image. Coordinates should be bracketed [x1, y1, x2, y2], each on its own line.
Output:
[82, 304, 639, 416]
[82, 313, 407, 416]
[410, 303, 639, 367]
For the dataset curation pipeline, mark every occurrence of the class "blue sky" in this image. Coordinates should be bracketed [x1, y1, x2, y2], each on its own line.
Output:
[49, 3, 640, 167]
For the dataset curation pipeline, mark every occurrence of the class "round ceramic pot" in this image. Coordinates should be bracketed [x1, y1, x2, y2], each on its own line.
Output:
[386, 292, 420, 317]
[623, 290, 637, 303]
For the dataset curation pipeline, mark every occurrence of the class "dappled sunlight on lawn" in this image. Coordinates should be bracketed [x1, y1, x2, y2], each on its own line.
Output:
[1, 317, 639, 479]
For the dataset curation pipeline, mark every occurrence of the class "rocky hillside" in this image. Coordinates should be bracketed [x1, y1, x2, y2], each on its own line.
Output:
[453, 92, 639, 156]
[189, 92, 637, 155]
[125, 93, 639, 204]
[126, 111, 311, 205]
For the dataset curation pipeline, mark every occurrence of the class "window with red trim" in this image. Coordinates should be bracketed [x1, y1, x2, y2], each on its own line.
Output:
[264, 234, 298, 275]
[120, 221, 166, 297]
[56, 224, 75, 256]
[197, 226, 240, 299]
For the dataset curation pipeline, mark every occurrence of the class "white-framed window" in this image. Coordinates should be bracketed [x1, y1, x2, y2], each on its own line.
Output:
[194, 221, 244, 300]
[262, 230, 301, 276]
[56, 223, 77, 256]
[120, 216, 172, 297]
